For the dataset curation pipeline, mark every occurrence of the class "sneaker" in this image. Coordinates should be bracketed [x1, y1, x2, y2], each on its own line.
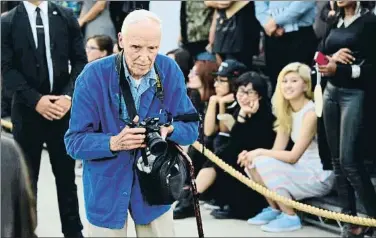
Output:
[261, 213, 302, 232]
[247, 207, 281, 225]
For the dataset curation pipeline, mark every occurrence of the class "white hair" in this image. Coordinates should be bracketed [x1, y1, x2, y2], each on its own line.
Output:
[121, 9, 162, 35]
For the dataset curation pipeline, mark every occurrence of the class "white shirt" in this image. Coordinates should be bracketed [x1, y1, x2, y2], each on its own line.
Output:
[23, 1, 54, 92]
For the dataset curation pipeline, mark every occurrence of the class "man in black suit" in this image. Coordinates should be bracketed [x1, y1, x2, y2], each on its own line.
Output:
[1, 1, 87, 237]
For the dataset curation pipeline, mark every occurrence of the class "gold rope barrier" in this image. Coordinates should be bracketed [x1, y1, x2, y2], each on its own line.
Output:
[192, 141, 376, 227]
[2, 119, 375, 227]
[1, 119, 13, 130]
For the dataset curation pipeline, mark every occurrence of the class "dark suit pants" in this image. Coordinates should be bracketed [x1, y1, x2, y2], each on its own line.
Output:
[12, 105, 83, 235]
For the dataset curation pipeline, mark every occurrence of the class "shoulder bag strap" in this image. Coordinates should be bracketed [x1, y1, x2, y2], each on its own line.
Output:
[116, 51, 138, 121]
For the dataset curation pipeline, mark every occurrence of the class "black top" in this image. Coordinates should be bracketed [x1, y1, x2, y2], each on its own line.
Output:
[319, 11, 376, 90]
[213, 2, 261, 55]
[219, 104, 276, 169]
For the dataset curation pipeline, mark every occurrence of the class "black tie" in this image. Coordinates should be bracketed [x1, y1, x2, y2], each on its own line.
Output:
[36, 7, 50, 93]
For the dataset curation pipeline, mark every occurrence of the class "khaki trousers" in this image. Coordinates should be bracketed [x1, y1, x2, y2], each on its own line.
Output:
[87, 208, 175, 237]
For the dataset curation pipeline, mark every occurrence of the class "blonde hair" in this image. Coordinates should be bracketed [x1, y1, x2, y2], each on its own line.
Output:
[121, 9, 162, 36]
[272, 62, 313, 134]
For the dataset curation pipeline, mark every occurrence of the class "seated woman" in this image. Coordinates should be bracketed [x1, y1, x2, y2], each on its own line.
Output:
[238, 62, 335, 232]
[210, 71, 276, 220]
[174, 71, 275, 220]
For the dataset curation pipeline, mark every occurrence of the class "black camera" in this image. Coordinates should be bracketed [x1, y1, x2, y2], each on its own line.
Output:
[128, 117, 168, 155]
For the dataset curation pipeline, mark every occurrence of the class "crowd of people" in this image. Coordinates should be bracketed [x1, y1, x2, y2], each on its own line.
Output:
[1, 1, 376, 238]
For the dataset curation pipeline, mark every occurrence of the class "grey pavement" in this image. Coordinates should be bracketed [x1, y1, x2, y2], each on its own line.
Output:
[35, 150, 337, 237]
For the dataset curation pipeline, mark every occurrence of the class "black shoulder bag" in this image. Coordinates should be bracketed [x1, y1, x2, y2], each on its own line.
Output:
[115, 51, 204, 238]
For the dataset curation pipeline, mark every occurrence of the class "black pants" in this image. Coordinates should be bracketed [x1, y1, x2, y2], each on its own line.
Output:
[264, 26, 318, 91]
[323, 82, 376, 218]
[12, 105, 83, 235]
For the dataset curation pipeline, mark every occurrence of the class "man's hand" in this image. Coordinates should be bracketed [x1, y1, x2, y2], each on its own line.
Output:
[35, 95, 65, 121]
[54, 96, 72, 119]
[110, 116, 146, 152]
[331, 48, 355, 64]
[264, 18, 278, 37]
[274, 27, 285, 37]
[160, 125, 174, 140]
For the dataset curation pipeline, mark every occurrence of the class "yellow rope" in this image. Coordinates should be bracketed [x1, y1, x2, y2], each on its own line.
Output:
[2, 119, 375, 227]
[192, 141, 376, 227]
[1, 119, 13, 130]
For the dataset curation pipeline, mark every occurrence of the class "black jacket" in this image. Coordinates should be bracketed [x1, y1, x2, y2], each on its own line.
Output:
[1, 2, 87, 110]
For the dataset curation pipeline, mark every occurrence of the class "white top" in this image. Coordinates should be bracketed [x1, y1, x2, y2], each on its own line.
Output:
[291, 100, 321, 165]
[23, 1, 53, 92]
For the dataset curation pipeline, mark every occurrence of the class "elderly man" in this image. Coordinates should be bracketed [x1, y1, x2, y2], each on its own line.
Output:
[64, 10, 199, 237]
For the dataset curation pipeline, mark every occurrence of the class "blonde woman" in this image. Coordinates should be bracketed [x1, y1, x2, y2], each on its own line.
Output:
[238, 63, 334, 233]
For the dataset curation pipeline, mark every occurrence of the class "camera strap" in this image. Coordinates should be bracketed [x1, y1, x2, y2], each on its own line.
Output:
[116, 51, 138, 121]
[116, 51, 148, 166]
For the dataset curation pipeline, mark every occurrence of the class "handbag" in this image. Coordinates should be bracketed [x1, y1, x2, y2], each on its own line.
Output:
[115, 51, 204, 238]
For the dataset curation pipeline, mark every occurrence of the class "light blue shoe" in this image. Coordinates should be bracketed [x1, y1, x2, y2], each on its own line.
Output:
[261, 213, 302, 232]
[247, 207, 281, 225]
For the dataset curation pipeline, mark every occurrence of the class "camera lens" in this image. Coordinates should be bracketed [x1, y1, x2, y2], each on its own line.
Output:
[147, 132, 168, 155]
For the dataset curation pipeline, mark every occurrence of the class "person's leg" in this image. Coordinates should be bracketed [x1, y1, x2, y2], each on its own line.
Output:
[11, 109, 44, 200]
[339, 89, 376, 235]
[247, 168, 278, 209]
[45, 118, 83, 237]
[135, 208, 175, 237]
[196, 167, 216, 194]
[323, 84, 357, 215]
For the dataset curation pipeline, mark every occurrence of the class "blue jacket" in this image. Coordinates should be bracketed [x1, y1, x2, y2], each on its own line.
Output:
[255, 1, 316, 33]
[64, 54, 199, 229]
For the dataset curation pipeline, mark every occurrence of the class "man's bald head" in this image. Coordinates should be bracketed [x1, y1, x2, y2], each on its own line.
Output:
[117, 10, 162, 80]
[121, 9, 162, 36]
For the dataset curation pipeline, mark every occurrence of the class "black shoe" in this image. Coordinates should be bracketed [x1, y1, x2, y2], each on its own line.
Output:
[173, 202, 195, 219]
[210, 205, 236, 219]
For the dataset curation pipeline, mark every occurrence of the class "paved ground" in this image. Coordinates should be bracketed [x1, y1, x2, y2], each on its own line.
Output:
[35, 150, 337, 237]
